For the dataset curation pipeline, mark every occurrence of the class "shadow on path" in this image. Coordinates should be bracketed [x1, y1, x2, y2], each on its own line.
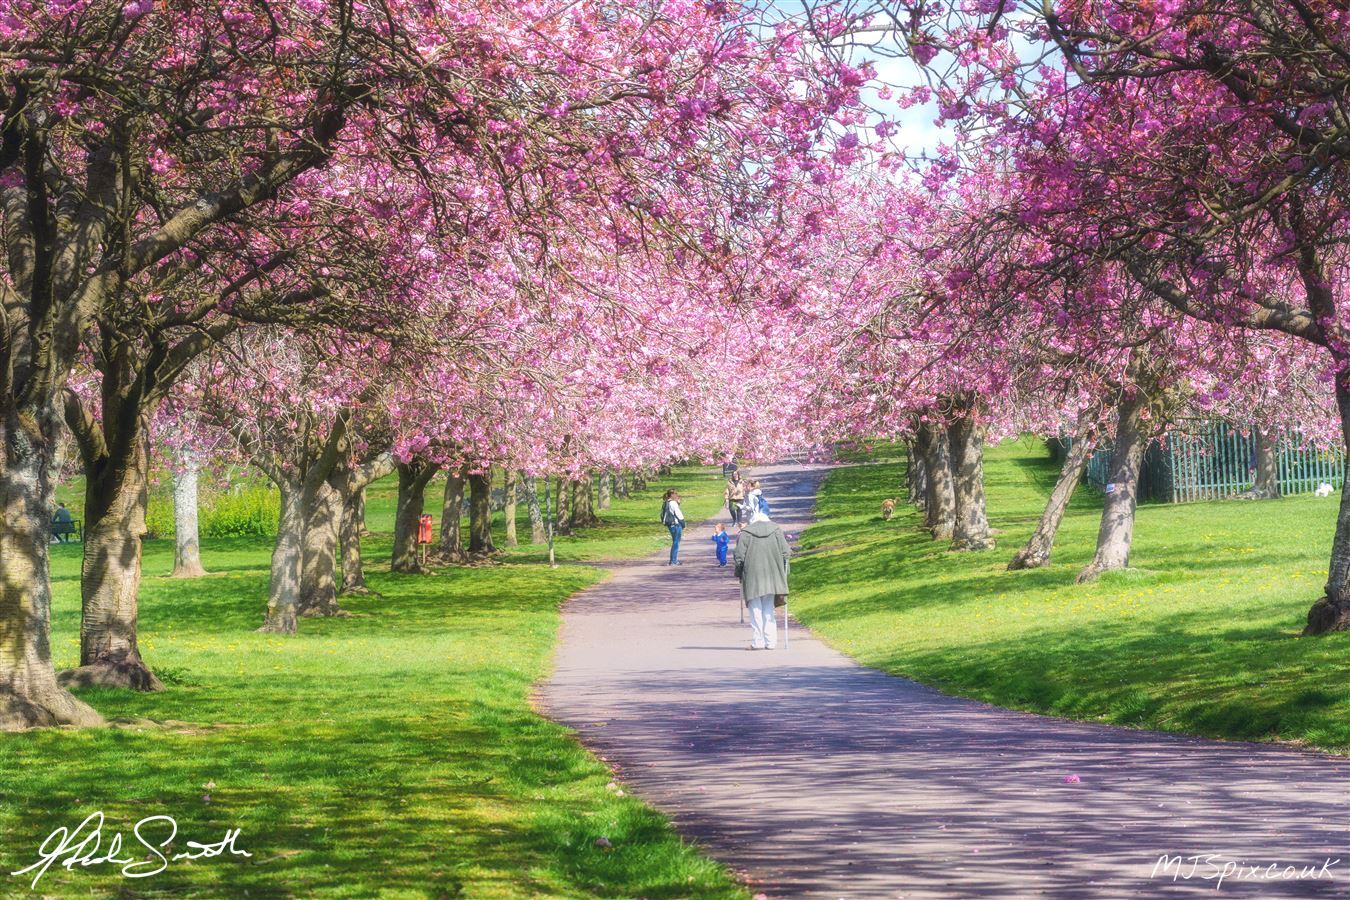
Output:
[538, 464, 1350, 898]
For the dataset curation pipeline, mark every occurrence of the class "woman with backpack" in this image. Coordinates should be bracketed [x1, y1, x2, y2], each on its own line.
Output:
[734, 504, 790, 649]
[661, 489, 686, 565]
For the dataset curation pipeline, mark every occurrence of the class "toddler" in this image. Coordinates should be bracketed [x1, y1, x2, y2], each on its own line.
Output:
[711, 523, 730, 567]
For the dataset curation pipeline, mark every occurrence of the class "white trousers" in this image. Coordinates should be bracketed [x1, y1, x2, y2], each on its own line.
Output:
[748, 595, 777, 649]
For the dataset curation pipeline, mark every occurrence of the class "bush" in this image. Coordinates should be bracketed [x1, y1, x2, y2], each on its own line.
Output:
[202, 486, 280, 537]
[143, 483, 280, 540]
[144, 489, 174, 540]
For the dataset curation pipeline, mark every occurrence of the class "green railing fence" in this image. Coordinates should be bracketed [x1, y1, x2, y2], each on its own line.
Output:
[1070, 422, 1344, 503]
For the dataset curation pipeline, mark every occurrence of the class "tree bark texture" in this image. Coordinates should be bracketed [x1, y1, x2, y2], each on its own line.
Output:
[1305, 379, 1350, 633]
[570, 473, 598, 528]
[297, 480, 343, 617]
[948, 403, 994, 551]
[469, 470, 496, 556]
[62, 417, 163, 692]
[916, 421, 956, 541]
[260, 481, 305, 634]
[1078, 385, 1150, 582]
[597, 471, 612, 510]
[170, 453, 208, 578]
[392, 460, 438, 574]
[527, 476, 547, 544]
[334, 450, 393, 596]
[1009, 429, 1094, 570]
[503, 471, 519, 547]
[1250, 428, 1281, 500]
[439, 470, 467, 563]
[906, 439, 928, 510]
[0, 410, 104, 728]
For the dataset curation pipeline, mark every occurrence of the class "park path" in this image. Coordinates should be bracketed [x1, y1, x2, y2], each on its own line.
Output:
[537, 463, 1350, 898]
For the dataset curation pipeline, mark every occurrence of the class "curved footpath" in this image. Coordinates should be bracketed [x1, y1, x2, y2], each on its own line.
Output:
[538, 464, 1350, 898]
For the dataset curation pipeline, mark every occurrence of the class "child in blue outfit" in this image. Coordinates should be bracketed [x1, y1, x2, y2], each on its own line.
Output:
[711, 523, 730, 567]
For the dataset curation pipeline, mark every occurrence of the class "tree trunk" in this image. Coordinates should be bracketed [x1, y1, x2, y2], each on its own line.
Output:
[297, 480, 344, 617]
[597, 471, 612, 510]
[632, 471, 647, 492]
[170, 453, 208, 578]
[356, 486, 370, 536]
[334, 451, 393, 596]
[260, 481, 304, 634]
[571, 473, 598, 528]
[62, 426, 164, 692]
[503, 471, 519, 547]
[949, 406, 993, 551]
[439, 470, 468, 563]
[0, 421, 104, 729]
[338, 482, 369, 595]
[1077, 386, 1150, 583]
[1250, 428, 1281, 499]
[614, 472, 630, 499]
[392, 461, 438, 574]
[916, 421, 956, 541]
[1305, 379, 1350, 634]
[1009, 431, 1094, 570]
[906, 440, 928, 510]
[553, 475, 571, 533]
[469, 470, 496, 556]
[527, 476, 547, 544]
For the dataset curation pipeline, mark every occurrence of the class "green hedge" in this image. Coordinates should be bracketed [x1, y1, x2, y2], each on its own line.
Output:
[145, 484, 280, 539]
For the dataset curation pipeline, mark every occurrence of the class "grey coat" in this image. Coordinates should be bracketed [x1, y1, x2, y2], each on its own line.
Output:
[734, 520, 790, 603]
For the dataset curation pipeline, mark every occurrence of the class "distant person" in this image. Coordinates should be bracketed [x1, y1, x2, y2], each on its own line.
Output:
[721, 457, 738, 478]
[724, 471, 745, 525]
[711, 523, 730, 567]
[745, 480, 764, 518]
[661, 489, 686, 566]
[52, 502, 75, 543]
[734, 505, 791, 650]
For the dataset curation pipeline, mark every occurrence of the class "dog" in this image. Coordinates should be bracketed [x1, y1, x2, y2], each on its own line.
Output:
[881, 498, 897, 520]
[1315, 482, 1335, 497]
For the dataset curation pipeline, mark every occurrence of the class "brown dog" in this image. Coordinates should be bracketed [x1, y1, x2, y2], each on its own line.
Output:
[881, 498, 897, 520]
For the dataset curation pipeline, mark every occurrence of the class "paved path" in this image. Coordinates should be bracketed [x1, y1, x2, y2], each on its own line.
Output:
[538, 464, 1350, 897]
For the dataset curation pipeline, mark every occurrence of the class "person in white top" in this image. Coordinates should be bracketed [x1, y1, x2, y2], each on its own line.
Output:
[744, 480, 763, 518]
[661, 489, 686, 565]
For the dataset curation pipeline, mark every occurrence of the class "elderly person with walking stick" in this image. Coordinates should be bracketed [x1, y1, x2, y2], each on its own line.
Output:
[734, 506, 791, 650]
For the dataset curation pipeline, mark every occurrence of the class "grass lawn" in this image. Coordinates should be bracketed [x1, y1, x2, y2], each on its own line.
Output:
[791, 439, 1350, 754]
[8, 466, 743, 898]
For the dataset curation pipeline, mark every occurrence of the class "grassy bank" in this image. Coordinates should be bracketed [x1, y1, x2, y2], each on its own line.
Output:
[9, 466, 742, 898]
[791, 440, 1350, 753]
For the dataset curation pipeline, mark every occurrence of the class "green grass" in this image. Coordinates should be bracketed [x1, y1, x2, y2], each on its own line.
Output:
[791, 439, 1350, 753]
[9, 466, 742, 898]
[360, 467, 729, 565]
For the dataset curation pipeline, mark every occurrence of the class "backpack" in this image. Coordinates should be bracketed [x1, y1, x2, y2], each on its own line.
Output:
[758, 497, 771, 517]
[660, 499, 674, 526]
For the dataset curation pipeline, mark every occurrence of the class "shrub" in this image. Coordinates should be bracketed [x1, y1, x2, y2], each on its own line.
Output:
[202, 486, 280, 537]
[143, 483, 280, 540]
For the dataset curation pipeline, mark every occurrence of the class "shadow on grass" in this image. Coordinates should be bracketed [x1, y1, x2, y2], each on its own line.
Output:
[25, 487, 743, 898]
[790, 446, 1350, 756]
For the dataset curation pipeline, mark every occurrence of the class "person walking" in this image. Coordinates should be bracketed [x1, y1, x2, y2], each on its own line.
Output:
[661, 489, 686, 565]
[734, 506, 790, 649]
[725, 472, 745, 525]
[744, 479, 764, 519]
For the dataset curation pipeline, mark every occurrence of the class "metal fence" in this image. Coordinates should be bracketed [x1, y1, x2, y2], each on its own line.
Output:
[1074, 422, 1344, 503]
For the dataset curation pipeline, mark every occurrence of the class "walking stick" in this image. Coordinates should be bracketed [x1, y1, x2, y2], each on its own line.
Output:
[783, 600, 789, 649]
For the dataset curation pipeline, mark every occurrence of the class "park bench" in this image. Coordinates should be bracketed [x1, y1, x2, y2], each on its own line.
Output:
[52, 517, 82, 543]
